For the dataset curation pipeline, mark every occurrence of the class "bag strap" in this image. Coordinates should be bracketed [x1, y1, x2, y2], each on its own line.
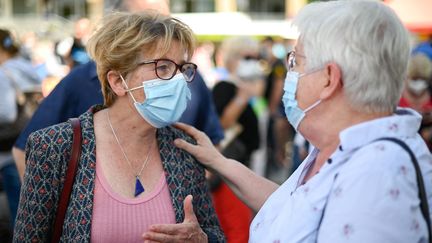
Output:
[51, 118, 82, 243]
[376, 137, 431, 243]
[318, 137, 431, 242]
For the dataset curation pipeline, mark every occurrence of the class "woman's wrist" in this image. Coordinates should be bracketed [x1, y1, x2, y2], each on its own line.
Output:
[208, 156, 232, 176]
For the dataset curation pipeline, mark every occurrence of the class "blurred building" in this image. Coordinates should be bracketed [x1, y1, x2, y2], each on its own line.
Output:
[384, 0, 432, 36]
[0, 0, 306, 40]
[0, 0, 102, 40]
[169, 0, 304, 39]
[0, 0, 101, 19]
[0, 0, 305, 19]
[1, 0, 430, 42]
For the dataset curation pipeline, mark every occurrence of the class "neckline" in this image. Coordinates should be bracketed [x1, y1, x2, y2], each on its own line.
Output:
[95, 158, 167, 205]
[106, 109, 155, 180]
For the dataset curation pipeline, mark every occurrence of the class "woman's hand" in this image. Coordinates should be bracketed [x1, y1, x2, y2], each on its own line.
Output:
[174, 122, 226, 170]
[143, 195, 207, 243]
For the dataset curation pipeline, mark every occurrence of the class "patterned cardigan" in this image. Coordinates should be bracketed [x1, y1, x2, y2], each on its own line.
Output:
[13, 105, 225, 242]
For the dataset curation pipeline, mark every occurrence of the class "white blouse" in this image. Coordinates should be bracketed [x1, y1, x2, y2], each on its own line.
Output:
[250, 108, 432, 243]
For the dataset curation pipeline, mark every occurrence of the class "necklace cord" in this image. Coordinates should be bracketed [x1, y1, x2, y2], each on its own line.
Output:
[106, 109, 154, 178]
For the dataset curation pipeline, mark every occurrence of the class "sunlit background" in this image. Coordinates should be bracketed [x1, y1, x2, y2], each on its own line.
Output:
[1, 0, 431, 40]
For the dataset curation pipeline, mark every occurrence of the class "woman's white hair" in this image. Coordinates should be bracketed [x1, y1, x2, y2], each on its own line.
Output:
[293, 0, 410, 113]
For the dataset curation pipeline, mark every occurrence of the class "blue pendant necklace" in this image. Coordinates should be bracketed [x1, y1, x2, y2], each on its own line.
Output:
[106, 109, 154, 197]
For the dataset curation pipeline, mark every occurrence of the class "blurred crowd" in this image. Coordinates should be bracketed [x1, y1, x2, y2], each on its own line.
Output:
[1, 14, 432, 242]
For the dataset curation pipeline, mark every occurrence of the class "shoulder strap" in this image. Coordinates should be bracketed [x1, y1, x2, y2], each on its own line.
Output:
[51, 118, 82, 243]
[376, 137, 431, 243]
[318, 137, 431, 242]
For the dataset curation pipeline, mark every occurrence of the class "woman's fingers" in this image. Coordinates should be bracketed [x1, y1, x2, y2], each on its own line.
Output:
[174, 122, 225, 169]
[143, 231, 175, 242]
[174, 122, 211, 144]
[174, 122, 213, 154]
[143, 240, 160, 243]
[183, 195, 198, 223]
[148, 224, 184, 235]
[143, 196, 207, 243]
[174, 122, 200, 138]
[174, 138, 197, 154]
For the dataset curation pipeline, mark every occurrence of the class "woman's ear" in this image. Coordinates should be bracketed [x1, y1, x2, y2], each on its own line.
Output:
[320, 62, 343, 100]
[107, 70, 127, 96]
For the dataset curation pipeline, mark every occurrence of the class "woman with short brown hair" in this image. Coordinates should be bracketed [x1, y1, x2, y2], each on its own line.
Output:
[14, 12, 224, 243]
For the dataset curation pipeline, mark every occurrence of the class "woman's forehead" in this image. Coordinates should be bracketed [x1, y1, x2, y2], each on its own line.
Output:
[139, 40, 186, 61]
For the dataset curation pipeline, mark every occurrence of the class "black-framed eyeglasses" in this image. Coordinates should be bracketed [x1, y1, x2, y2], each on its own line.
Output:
[286, 51, 306, 72]
[137, 58, 198, 82]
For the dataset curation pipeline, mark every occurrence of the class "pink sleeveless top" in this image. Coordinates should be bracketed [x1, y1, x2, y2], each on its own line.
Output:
[91, 160, 176, 243]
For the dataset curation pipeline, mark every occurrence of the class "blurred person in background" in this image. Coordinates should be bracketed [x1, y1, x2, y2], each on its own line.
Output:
[30, 39, 70, 97]
[18, 31, 37, 61]
[400, 53, 432, 150]
[191, 41, 217, 88]
[412, 36, 432, 96]
[56, 18, 92, 70]
[260, 36, 294, 182]
[163, 1, 432, 242]
[209, 36, 267, 243]
[0, 28, 41, 237]
[14, 11, 224, 242]
[413, 35, 432, 61]
[261, 37, 287, 116]
[213, 36, 263, 168]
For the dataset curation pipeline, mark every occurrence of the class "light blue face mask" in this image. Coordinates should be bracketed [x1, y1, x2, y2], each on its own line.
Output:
[121, 73, 191, 128]
[282, 71, 321, 131]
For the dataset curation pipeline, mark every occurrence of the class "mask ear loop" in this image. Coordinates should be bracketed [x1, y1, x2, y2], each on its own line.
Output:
[119, 74, 138, 103]
[296, 67, 325, 114]
[303, 99, 321, 113]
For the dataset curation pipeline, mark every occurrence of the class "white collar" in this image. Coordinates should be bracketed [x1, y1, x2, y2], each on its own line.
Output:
[338, 107, 422, 152]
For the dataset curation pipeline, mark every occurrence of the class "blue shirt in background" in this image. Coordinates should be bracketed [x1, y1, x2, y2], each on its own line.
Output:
[412, 41, 432, 60]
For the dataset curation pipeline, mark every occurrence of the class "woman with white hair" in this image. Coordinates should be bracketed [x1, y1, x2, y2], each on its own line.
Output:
[145, 1, 432, 242]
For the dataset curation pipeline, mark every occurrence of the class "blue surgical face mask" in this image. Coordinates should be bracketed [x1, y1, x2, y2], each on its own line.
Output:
[282, 71, 321, 131]
[121, 73, 192, 128]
